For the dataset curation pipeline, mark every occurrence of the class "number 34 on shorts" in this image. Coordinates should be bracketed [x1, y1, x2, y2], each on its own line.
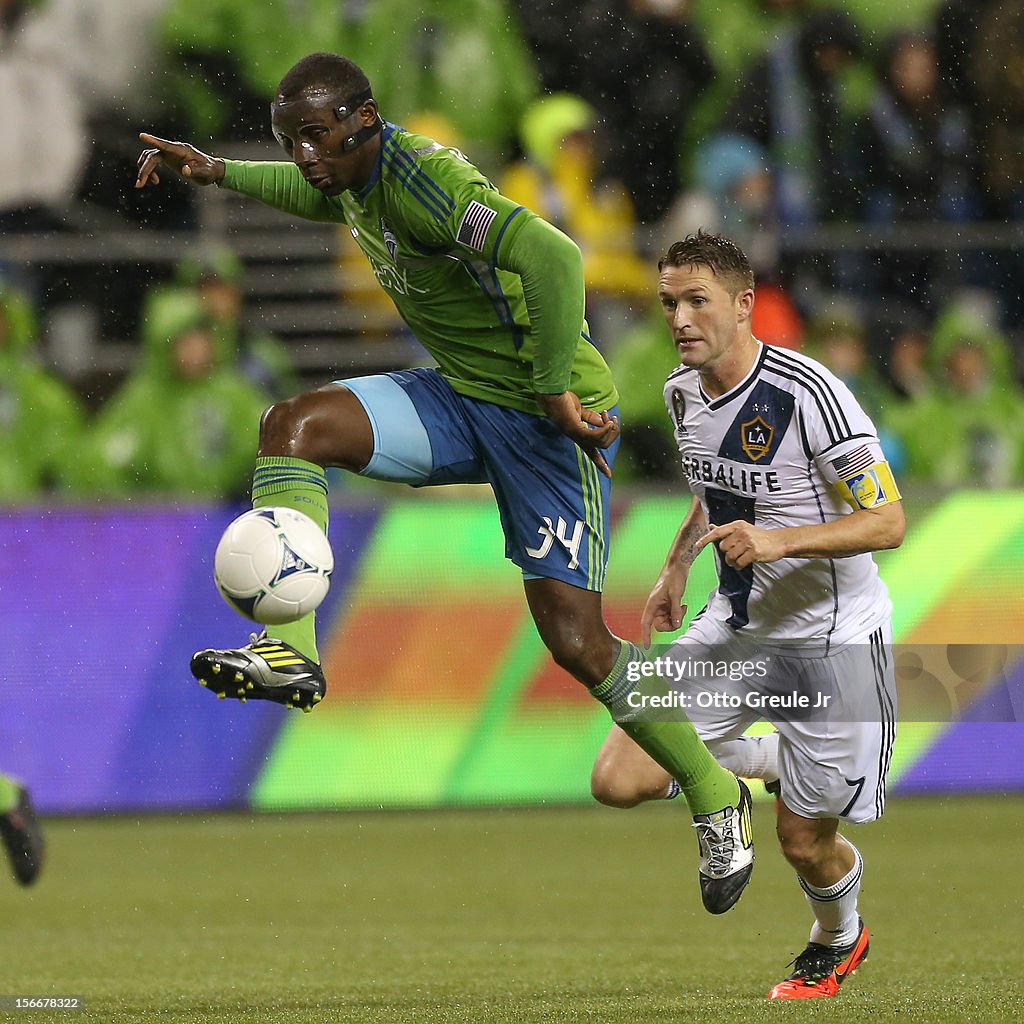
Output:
[525, 516, 585, 569]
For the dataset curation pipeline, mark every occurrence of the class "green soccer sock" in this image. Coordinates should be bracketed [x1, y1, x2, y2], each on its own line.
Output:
[591, 639, 741, 816]
[250, 456, 330, 663]
[0, 773, 19, 813]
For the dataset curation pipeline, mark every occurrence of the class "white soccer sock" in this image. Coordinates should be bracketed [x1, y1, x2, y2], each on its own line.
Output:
[801, 840, 863, 947]
[707, 731, 779, 781]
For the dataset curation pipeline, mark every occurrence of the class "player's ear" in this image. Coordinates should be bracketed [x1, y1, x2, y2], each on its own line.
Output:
[736, 288, 754, 324]
[357, 99, 379, 126]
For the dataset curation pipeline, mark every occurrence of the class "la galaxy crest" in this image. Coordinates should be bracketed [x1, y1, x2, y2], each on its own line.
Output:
[718, 386, 793, 465]
[740, 415, 773, 462]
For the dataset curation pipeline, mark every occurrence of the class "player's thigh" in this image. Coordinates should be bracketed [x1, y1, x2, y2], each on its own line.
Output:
[337, 368, 486, 484]
[259, 382, 375, 470]
[473, 399, 620, 591]
[773, 629, 897, 823]
[666, 615, 761, 743]
[775, 720, 893, 824]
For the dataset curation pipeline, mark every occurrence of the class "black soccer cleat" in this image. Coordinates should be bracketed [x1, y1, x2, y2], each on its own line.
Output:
[0, 785, 46, 886]
[693, 777, 754, 914]
[190, 633, 326, 712]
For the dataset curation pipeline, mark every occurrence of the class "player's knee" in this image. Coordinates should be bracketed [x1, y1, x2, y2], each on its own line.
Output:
[777, 823, 829, 876]
[258, 388, 370, 469]
[259, 394, 312, 454]
[590, 755, 668, 808]
[546, 630, 593, 684]
[590, 768, 646, 808]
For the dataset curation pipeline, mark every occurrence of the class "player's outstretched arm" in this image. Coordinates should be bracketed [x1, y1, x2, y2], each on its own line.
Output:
[135, 133, 225, 188]
[136, 134, 337, 222]
[641, 497, 708, 645]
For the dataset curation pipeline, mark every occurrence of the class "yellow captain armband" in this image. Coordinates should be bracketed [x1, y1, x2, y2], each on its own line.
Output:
[833, 461, 902, 510]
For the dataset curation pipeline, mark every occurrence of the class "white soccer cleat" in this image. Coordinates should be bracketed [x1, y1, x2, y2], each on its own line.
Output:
[693, 778, 754, 914]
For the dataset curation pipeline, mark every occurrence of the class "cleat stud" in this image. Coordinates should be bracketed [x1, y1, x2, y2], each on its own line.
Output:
[212, 664, 221, 674]
[292, 691, 301, 702]
[303, 706, 312, 714]
[312, 693, 322, 703]
[217, 693, 226, 700]
[236, 688, 245, 696]
[239, 697, 247, 704]
[234, 672, 244, 683]
[246, 682, 254, 691]
[198, 680, 208, 688]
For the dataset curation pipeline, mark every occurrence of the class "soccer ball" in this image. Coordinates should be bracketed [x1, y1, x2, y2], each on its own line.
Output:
[213, 507, 333, 625]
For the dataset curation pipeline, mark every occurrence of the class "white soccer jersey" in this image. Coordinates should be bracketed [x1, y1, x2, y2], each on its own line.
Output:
[664, 341, 899, 645]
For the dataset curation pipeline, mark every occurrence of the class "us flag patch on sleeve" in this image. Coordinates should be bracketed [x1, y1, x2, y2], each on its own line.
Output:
[829, 444, 874, 476]
[457, 200, 498, 251]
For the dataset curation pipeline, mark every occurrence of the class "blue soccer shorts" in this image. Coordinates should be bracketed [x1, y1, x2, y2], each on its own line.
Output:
[337, 368, 619, 591]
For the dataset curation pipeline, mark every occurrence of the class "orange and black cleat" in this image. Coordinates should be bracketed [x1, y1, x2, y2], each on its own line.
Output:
[767, 919, 869, 999]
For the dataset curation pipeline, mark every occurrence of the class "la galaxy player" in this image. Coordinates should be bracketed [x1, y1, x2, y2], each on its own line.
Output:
[592, 230, 904, 998]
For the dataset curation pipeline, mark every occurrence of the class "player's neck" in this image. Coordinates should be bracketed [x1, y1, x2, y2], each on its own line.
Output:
[698, 333, 760, 399]
[350, 135, 383, 193]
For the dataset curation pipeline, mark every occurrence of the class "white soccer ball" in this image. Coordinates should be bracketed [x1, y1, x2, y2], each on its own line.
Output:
[213, 507, 334, 625]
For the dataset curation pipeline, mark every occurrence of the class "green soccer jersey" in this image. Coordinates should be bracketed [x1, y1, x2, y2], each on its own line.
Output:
[220, 124, 618, 415]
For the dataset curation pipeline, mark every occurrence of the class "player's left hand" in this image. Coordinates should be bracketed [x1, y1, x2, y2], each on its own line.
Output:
[695, 521, 787, 569]
[135, 133, 225, 188]
[536, 391, 620, 478]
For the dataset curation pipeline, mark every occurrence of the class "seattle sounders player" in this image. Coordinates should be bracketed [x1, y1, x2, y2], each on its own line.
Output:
[135, 53, 754, 913]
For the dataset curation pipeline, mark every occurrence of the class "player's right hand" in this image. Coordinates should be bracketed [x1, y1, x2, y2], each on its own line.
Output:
[535, 390, 620, 478]
[640, 570, 688, 647]
[135, 133, 225, 188]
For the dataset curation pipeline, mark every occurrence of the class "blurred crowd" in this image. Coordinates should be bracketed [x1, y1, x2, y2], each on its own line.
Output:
[2, 0, 1024, 497]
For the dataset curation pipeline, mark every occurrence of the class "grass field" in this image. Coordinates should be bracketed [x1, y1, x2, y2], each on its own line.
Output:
[3, 796, 1022, 1023]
